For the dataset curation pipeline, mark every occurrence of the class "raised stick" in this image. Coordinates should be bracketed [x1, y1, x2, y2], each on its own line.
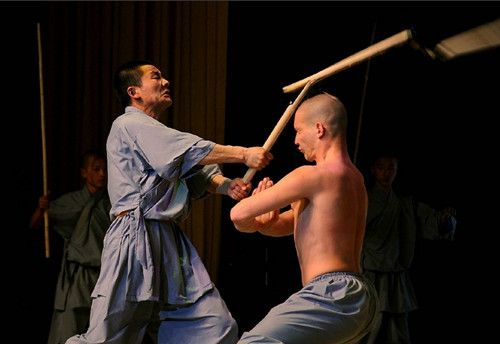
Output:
[243, 29, 414, 184]
[242, 80, 314, 184]
[282, 29, 413, 93]
[37, 22, 50, 258]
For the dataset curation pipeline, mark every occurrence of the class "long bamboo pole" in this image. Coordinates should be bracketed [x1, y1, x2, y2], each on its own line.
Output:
[37, 22, 50, 258]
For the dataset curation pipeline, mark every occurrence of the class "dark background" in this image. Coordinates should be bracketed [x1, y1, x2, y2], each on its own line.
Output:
[219, 2, 499, 343]
[5, 1, 499, 343]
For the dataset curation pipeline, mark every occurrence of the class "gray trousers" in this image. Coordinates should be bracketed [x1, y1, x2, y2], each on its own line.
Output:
[238, 272, 380, 344]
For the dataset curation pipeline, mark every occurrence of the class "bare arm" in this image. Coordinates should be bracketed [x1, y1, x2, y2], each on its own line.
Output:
[230, 171, 312, 236]
[199, 144, 273, 170]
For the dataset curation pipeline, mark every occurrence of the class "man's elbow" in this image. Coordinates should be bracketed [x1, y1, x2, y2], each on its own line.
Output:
[230, 208, 253, 233]
[230, 208, 243, 230]
[230, 207, 238, 221]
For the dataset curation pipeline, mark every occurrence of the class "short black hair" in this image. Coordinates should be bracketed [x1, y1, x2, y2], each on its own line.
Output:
[81, 149, 106, 169]
[113, 59, 154, 108]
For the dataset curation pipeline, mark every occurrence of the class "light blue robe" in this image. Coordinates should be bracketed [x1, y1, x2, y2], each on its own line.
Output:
[67, 106, 238, 344]
[95, 106, 221, 305]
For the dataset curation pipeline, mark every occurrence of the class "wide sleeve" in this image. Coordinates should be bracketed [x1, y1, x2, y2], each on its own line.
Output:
[48, 188, 89, 240]
[414, 199, 444, 240]
[134, 116, 216, 179]
[185, 164, 222, 200]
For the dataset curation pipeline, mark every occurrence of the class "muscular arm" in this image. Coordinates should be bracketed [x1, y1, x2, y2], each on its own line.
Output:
[230, 167, 315, 236]
[199, 144, 273, 170]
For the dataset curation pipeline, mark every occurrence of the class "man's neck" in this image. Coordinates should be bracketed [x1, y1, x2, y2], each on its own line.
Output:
[375, 182, 391, 195]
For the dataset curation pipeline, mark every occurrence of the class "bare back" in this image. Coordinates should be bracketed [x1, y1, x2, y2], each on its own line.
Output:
[291, 161, 367, 285]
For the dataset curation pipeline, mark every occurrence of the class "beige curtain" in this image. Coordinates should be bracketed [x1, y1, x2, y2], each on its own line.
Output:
[42, 1, 228, 281]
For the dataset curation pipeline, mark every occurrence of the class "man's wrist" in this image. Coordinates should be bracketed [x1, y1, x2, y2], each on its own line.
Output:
[215, 178, 231, 195]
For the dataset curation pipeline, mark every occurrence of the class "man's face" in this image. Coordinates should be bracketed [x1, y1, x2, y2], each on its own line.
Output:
[293, 110, 316, 162]
[82, 157, 107, 191]
[371, 157, 398, 189]
[137, 64, 172, 110]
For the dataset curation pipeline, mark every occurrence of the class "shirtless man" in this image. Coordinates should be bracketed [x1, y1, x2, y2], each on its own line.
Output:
[230, 92, 379, 344]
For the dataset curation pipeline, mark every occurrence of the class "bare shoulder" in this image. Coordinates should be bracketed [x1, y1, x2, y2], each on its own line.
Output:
[285, 165, 334, 191]
[283, 163, 362, 191]
[293, 164, 317, 175]
[289, 165, 324, 182]
[275, 165, 322, 195]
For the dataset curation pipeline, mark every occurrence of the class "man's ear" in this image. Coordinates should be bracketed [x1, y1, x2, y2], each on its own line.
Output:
[315, 122, 325, 138]
[80, 167, 87, 180]
[127, 86, 139, 99]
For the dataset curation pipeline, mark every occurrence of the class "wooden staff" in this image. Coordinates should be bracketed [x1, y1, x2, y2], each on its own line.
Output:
[37, 22, 50, 258]
[243, 29, 414, 183]
[282, 29, 413, 93]
[242, 80, 314, 184]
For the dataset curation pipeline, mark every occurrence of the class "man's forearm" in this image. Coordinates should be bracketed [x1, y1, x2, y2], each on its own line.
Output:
[199, 144, 247, 165]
